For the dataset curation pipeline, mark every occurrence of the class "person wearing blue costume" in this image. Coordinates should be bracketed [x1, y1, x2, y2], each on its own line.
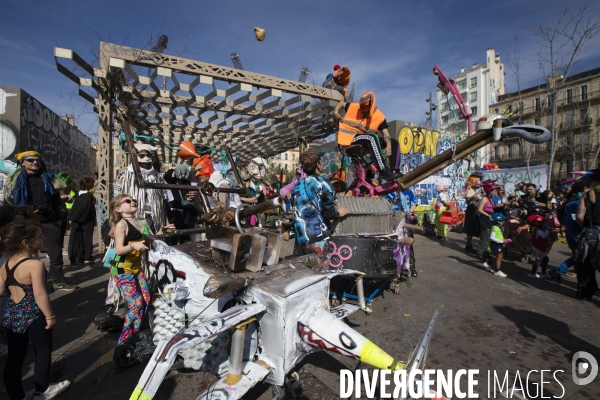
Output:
[3, 151, 77, 291]
[548, 180, 588, 284]
[292, 152, 349, 270]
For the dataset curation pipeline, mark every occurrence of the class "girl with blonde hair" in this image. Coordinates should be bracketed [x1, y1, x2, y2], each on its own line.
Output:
[108, 194, 172, 346]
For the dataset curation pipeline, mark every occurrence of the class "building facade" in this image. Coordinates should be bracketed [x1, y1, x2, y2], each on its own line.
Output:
[269, 147, 300, 172]
[489, 67, 600, 184]
[436, 48, 505, 166]
[0, 85, 92, 180]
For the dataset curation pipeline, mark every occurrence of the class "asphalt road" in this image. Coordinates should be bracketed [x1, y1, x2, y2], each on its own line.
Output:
[1, 231, 598, 399]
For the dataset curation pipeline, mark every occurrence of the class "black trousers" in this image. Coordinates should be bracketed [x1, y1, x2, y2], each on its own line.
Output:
[4, 317, 52, 399]
[68, 220, 95, 263]
[351, 133, 401, 172]
[41, 221, 65, 283]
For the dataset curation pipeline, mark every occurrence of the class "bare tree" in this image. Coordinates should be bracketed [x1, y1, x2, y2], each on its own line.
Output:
[506, 36, 538, 177]
[529, 4, 600, 187]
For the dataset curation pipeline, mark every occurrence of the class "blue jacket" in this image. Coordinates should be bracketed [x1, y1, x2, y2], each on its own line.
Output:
[292, 175, 338, 244]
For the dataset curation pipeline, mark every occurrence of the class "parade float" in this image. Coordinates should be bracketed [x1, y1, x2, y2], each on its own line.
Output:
[55, 42, 550, 399]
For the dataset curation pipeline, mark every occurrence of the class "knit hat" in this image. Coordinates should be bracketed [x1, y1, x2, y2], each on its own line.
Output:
[333, 64, 341, 71]
[15, 151, 43, 163]
[56, 173, 72, 185]
[300, 152, 320, 171]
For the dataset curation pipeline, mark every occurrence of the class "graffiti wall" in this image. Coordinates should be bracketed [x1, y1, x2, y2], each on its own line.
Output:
[0, 86, 91, 182]
[389, 120, 470, 209]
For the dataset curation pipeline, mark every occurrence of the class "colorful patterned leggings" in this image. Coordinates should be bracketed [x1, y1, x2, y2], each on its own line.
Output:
[113, 271, 150, 345]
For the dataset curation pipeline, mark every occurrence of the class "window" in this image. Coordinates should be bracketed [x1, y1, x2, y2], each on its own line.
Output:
[284, 164, 288, 171]
[494, 108, 500, 114]
[441, 102, 449, 111]
[493, 146, 499, 160]
[581, 85, 588, 101]
[277, 154, 281, 160]
[470, 106, 477, 116]
[441, 115, 449, 124]
[546, 115, 553, 129]
[565, 110, 574, 128]
[547, 94, 554, 108]
[458, 81, 466, 90]
[292, 154, 296, 161]
[470, 77, 477, 88]
[566, 89, 573, 104]
[535, 142, 542, 155]
[508, 144, 514, 158]
[535, 118, 541, 126]
[285, 153, 288, 160]
[580, 108, 589, 125]
[534, 98, 540, 112]
[470, 92, 477, 102]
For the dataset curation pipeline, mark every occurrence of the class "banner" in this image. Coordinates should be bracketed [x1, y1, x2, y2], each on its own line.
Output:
[481, 165, 548, 194]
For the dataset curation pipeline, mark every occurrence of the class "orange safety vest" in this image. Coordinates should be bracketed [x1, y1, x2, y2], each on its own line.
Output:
[338, 103, 386, 146]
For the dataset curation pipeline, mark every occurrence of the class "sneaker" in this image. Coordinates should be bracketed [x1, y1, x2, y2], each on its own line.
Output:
[539, 273, 550, 279]
[528, 273, 540, 278]
[35, 380, 71, 399]
[410, 268, 418, 277]
[548, 270, 562, 284]
[94, 304, 116, 324]
[482, 262, 491, 271]
[52, 282, 78, 291]
[380, 169, 402, 181]
[84, 260, 92, 264]
[494, 270, 507, 278]
[464, 245, 475, 253]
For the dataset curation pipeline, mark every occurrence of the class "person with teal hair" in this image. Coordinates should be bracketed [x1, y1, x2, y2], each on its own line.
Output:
[4, 152, 77, 291]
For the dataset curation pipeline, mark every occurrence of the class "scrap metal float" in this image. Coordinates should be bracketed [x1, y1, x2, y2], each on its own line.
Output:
[55, 43, 550, 399]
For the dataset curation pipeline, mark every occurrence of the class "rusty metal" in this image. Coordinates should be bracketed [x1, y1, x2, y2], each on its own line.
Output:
[238, 197, 283, 219]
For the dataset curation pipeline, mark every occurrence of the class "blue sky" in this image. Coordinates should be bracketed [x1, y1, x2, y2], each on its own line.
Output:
[1, 0, 599, 140]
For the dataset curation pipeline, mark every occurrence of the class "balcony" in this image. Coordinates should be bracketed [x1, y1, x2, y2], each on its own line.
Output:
[559, 118, 593, 130]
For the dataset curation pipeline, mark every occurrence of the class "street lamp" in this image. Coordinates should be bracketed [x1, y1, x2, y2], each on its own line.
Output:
[425, 92, 437, 126]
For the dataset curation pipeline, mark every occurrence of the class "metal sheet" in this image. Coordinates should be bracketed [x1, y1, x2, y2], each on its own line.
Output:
[252, 265, 327, 297]
[334, 197, 396, 235]
[328, 236, 396, 278]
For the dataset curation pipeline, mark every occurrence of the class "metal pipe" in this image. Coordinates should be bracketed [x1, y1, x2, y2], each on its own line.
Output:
[224, 145, 244, 186]
[136, 181, 245, 194]
[356, 275, 366, 310]
[225, 324, 247, 386]
[238, 197, 282, 218]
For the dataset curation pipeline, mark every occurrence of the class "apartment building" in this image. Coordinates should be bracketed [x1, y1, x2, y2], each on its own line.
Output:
[489, 67, 600, 183]
[269, 147, 300, 172]
[436, 48, 505, 165]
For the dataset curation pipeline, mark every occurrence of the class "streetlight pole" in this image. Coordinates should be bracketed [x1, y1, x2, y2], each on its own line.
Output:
[425, 92, 437, 127]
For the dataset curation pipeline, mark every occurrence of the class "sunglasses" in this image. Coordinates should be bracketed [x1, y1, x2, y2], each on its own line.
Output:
[121, 199, 138, 205]
[24, 158, 41, 164]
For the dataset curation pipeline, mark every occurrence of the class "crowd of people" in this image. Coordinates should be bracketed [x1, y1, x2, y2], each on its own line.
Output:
[455, 172, 600, 296]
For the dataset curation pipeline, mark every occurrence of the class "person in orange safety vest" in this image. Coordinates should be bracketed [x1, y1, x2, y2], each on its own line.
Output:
[333, 91, 402, 181]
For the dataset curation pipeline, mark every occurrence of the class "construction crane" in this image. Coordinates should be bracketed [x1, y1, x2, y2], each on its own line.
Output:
[151, 34, 169, 53]
[230, 53, 244, 70]
[298, 67, 309, 83]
